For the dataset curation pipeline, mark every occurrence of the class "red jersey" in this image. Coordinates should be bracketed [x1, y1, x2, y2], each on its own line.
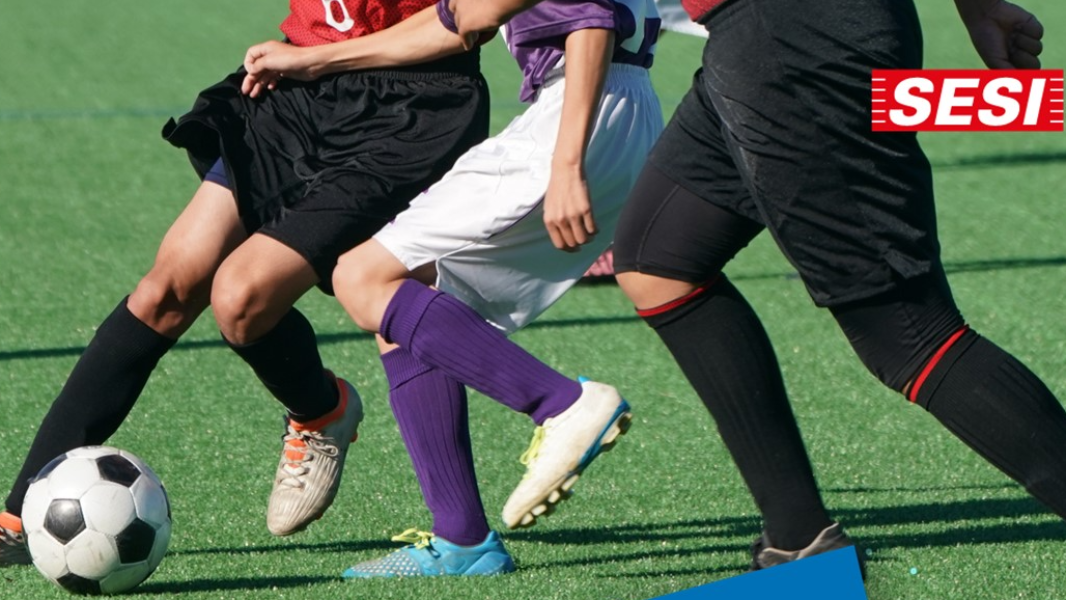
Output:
[281, 0, 436, 46]
[680, 0, 728, 21]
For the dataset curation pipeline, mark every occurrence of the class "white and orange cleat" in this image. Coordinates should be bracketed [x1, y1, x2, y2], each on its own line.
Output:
[0, 511, 30, 566]
[266, 373, 364, 536]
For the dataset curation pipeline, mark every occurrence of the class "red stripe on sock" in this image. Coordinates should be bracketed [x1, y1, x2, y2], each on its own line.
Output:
[635, 277, 719, 318]
[908, 326, 970, 403]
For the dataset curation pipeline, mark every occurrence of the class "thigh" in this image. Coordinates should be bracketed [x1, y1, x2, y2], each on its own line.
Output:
[700, 0, 939, 307]
[333, 239, 425, 333]
[644, 68, 762, 225]
[613, 161, 764, 284]
[148, 180, 246, 295]
[214, 233, 319, 317]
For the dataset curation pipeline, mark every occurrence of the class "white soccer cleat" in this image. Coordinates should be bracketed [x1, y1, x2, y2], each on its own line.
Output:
[267, 374, 364, 536]
[502, 380, 632, 529]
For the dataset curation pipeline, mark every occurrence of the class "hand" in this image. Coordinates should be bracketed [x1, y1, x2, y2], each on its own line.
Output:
[957, 0, 1044, 69]
[543, 163, 596, 252]
[241, 41, 320, 97]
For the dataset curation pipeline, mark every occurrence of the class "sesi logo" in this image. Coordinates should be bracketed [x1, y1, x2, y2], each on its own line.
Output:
[871, 69, 1063, 132]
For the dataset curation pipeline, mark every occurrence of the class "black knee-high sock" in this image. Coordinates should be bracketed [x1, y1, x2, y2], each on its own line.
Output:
[226, 308, 337, 422]
[5, 298, 176, 516]
[913, 329, 1066, 518]
[641, 277, 833, 550]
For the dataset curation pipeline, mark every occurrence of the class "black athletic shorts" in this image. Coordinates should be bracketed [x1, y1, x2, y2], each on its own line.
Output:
[162, 51, 489, 294]
[617, 0, 941, 307]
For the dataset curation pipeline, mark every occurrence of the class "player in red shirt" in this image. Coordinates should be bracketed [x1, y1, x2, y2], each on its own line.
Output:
[0, 0, 490, 564]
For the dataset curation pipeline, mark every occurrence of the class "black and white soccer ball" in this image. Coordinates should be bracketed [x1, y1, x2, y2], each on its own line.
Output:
[22, 446, 171, 595]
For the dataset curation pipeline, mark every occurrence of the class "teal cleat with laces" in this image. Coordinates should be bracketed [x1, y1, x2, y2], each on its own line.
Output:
[342, 529, 515, 578]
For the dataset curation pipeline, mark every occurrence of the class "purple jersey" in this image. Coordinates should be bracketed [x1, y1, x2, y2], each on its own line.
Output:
[438, 0, 660, 102]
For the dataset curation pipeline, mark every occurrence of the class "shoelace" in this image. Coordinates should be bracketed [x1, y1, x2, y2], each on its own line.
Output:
[518, 426, 546, 476]
[391, 528, 434, 550]
[277, 424, 341, 488]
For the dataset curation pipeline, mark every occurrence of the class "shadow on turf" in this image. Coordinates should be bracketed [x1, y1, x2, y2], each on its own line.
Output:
[933, 150, 1066, 170]
[129, 539, 396, 594]
[508, 492, 1066, 574]
[133, 574, 336, 595]
[4, 256, 1066, 363]
[166, 537, 396, 557]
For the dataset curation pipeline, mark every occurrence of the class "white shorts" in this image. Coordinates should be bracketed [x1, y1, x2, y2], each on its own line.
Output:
[374, 63, 663, 333]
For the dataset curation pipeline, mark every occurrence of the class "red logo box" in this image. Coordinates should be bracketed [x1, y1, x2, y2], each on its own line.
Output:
[871, 69, 1064, 132]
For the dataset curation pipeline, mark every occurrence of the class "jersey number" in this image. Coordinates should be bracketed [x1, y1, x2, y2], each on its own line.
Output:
[321, 0, 355, 32]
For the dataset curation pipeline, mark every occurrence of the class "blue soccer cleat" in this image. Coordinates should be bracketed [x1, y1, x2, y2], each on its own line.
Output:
[342, 529, 516, 578]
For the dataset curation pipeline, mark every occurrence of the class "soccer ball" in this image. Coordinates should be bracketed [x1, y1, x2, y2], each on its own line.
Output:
[22, 446, 171, 595]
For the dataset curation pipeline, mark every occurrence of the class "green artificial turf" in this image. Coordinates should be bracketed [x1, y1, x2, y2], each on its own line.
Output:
[1, 1, 1064, 598]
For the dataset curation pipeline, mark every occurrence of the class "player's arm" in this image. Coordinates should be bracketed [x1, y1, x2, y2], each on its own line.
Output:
[450, 0, 544, 48]
[953, 0, 1043, 68]
[543, 27, 614, 252]
[242, 5, 468, 97]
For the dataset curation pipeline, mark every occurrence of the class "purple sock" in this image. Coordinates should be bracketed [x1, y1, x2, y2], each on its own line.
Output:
[381, 348, 490, 546]
[381, 280, 581, 424]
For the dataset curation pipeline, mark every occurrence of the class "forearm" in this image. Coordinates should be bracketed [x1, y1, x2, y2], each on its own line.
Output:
[305, 6, 466, 76]
[553, 28, 614, 169]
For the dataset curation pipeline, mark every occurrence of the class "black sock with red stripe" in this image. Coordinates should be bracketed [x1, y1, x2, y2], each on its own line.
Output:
[913, 328, 1066, 518]
[639, 276, 833, 551]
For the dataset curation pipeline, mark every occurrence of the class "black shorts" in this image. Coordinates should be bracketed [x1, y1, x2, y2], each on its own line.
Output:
[619, 0, 941, 307]
[162, 51, 489, 294]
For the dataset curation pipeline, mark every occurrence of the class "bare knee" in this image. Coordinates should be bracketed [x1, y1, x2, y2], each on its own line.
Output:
[617, 272, 701, 311]
[128, 271, 209, 337]
[333, 251, 397, 334]
[211, 268, 274, 345]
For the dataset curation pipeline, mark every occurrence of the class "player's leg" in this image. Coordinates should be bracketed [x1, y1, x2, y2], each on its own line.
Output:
[697, 0, 1061, 566]
[212, 233, 336, 420]
[210, 233, 364, 536]
[830, 269, 1066, 520]
[669, 0, 927, 569]
[334, 244, 511, 575]
[338, 247, 631, 530]
[614, 162, 842, 559]
[343, 335, 514, 578]
[1, 178, 245, 565]
[333, 88, 636, 529]
[197, 57, 487, 537]
[729, 0, 1066, 523]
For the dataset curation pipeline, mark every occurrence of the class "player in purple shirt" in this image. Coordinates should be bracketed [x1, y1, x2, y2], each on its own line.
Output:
[242, 0, 662, 577]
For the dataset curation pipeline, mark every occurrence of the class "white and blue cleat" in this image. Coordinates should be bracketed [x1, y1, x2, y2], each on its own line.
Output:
[501, 378, 632, 529]
[342, 529, 515, 578]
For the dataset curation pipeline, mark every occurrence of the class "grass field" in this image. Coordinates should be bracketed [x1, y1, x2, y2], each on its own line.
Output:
[1, 2, 1064, 599]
